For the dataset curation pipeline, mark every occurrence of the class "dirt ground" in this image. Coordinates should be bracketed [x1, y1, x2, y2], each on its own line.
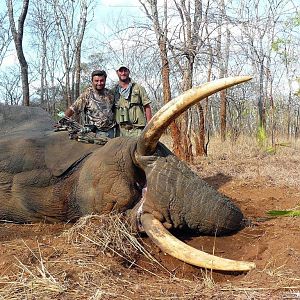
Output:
[0, 145, 299, 299]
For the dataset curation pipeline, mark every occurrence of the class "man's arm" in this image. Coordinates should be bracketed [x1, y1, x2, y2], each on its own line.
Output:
[64, 107, 74, 118]
[54, 107, 74, 128]
[138, 84, 152, 123]
[144, 104, 152, 123]
[64, 88, 89, 118]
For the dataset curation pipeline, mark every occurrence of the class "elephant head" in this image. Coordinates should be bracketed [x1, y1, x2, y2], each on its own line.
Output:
[132, 76, 255, 271]
[0, 76, 255, 272]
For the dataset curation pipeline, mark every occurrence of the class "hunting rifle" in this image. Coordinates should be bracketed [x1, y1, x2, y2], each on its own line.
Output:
[54, 116, 109, 145]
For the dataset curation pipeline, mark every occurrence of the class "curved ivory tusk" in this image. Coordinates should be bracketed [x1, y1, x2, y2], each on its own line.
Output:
[141, 213, 256, 272]
[137, 76, 252, 156]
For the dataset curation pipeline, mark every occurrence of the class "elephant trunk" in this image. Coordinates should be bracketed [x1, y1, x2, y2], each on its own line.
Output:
[137, 151, 243, 235]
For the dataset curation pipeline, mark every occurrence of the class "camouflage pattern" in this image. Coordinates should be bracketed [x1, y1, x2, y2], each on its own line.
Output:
[113, 82, 151, 129]
[70, 86, 115, 131]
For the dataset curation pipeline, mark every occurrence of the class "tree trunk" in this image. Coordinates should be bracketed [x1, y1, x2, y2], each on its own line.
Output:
[140, 0, 185, 158]
[258, 60, 266, 129]
[194, 103, 206, 156]
[7, 0, 30, 106]
[74, 0, 88, 100]
[52, 0, 89, 108]
[40, 32, 47, 109]
[160, 36, 185, 158]
[196, 38, 213, 156]
[295, 108, 300, 140]
[218, 0, 230, 142]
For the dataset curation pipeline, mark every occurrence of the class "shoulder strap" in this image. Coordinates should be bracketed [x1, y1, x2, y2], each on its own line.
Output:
[128, 82, 135, 101]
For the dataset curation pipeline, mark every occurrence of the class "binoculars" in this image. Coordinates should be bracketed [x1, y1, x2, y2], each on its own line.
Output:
[119, 107, 130, 123]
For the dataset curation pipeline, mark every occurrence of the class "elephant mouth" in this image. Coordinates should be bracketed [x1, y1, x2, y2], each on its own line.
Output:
[135, 76, 255, 272]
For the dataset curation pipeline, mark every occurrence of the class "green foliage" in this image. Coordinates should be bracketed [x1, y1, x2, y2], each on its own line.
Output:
[256, 124, 290, 154]
[292, 12, 300, 26]
[241, 107, 252, 118]
[271, 38, 284, 52]
[284, 12, 300, 28]
[267, 209, 300, 217]
[265, 146, 276, 154]
[256, 125, 267, 148]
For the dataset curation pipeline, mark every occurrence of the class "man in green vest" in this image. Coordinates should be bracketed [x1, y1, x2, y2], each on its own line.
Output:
[113, 64, 152, 137]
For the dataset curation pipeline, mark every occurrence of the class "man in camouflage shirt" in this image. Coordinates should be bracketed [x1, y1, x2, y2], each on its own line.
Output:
[64, 70, 116, 138]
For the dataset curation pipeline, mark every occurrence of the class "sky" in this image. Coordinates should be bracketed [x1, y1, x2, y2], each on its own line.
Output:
[1, 0, 299, 91]
[87, 0, 145, 81]
[0, 0, 149, 94]
[0, 0, 143, 69]
[93, 0, 141, 26]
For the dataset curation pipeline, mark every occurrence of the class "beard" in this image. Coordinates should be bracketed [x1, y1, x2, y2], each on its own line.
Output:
[119, 76, 130, 83]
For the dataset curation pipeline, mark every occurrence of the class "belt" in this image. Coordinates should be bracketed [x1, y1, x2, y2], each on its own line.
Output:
[120, 124, 134, 130]
[96, 126, 116, 132]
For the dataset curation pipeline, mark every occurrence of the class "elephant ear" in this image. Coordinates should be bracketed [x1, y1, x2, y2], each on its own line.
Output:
[44, 132, 97, 177]
[0, 105, 98, 177]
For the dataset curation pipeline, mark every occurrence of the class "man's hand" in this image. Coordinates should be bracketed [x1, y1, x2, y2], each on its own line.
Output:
[57, 111, 65, 118]
[53, 116, 70, 130]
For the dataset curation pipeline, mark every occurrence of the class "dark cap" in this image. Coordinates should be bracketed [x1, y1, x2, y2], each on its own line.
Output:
[91, 70, 107, 79]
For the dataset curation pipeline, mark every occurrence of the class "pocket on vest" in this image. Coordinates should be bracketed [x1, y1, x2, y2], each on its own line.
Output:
[129, 106, 146, 125]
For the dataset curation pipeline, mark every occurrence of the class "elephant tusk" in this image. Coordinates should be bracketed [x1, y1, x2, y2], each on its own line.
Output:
[141, 213, 256, 272]
[136, 76, 252, 156]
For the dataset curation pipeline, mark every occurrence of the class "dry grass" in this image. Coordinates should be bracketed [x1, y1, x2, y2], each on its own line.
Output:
[2, 214, 285, 300]
[62, 213, 169, 275]
[0, 241, 66, 299]
[188, 135, 300, 188]
[0, 214, 215, 299]
[0, 135, 300, 299]
[0, 213, 298, 299]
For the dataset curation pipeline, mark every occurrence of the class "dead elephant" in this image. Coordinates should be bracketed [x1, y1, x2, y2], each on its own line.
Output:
[0, 76, 255, 272]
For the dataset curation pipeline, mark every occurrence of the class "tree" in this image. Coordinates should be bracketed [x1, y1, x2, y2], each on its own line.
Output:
[139, 0, 185, 159]
[270, 11, 300, 139]
[139, 0, 215, 161]
[73, 0, 88, 100]
[29, 0, 56, 110]
[80, 52, 106, 86]
[234, 0, 289, 131]
[0, 11, 13, 66]
[51, 0, 91, 108]
[172, 0, 208, 160]
[0, 65, 22, 105]
[217, 0, 230, 142]
[6, 0, 30, 106]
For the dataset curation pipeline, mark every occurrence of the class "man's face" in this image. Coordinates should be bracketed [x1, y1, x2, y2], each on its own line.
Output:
[117, 67, 130, 82]
[92, 75, 106, 91]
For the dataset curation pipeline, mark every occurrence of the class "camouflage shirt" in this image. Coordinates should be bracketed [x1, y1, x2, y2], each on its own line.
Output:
[70, 86, 116, 130]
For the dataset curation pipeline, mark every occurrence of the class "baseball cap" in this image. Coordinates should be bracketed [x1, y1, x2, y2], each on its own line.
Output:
[116, 64, 129, 71]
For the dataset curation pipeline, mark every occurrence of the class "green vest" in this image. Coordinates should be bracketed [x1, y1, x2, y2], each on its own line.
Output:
[114, 83, 149, 127]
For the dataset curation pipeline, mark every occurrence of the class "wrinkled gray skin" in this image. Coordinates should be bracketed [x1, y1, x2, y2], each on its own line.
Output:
[0, 105, 243, 235]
